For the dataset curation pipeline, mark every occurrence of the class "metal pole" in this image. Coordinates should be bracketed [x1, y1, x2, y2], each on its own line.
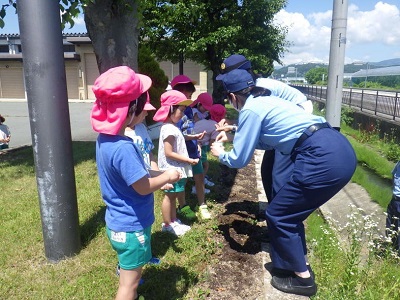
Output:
[364, 63, 369, 88]
[17, 0, 81, 262]
[325, 0, 348, 130]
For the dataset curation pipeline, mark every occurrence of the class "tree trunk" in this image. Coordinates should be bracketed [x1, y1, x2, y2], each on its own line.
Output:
[83, 0, 139, 73]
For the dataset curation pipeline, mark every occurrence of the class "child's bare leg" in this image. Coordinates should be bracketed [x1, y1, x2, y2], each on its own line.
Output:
[177, 189, 187, 208]
[161, 193, 176, 225]
[194, 173, 205, 206]
[116, 267, 142, 300]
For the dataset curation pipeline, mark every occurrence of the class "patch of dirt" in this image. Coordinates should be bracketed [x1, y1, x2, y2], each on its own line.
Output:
[197, 158, 268, 299]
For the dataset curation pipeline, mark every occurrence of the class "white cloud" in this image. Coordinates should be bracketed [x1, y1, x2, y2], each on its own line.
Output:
[274, 2, 400, 65]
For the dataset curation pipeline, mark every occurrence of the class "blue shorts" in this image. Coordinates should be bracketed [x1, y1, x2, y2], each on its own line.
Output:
[192, 160, 204, 175]
[164, 178, 187, 193]
[106, 226, 152, 270]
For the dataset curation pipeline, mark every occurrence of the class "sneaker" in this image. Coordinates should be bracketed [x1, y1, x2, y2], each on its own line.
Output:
[177, 205, 197, 221]
[191, 186, 210, 194]
[199, 204, 211, 219]
[204, 177, 215, 187]
[162, 222, 190, 236]
[172, 221, 191, 233]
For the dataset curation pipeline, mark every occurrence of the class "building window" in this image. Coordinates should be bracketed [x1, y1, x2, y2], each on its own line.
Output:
[0, 45, 9, 53]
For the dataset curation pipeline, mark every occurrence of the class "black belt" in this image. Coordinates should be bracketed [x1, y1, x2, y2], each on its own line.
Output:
[292, 123, 331, 152]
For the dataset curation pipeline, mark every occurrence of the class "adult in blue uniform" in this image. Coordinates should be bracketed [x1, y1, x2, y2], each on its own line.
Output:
[216, 54, 312, 202]
[211, 69, 357, 297]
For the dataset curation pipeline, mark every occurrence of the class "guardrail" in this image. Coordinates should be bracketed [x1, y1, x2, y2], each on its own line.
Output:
[293, 85, 400, 122]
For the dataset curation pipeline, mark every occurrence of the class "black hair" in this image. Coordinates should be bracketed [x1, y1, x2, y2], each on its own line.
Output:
[173, 82, 196, 94]
[168, 105, 180, 118]
[127, 92, 147, 117]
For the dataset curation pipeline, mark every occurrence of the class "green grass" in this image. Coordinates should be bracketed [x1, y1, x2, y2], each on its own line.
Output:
[0, 142, 224, 299]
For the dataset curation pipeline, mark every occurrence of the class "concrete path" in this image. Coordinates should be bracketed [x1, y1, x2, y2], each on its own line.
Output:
[253, 150, 387, 299]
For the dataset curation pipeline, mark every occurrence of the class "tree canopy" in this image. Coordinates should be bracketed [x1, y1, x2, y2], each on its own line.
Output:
[141, 0, 288, 76]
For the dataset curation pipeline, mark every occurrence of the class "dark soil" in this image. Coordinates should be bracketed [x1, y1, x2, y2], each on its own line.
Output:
[196, 158, 268, 299]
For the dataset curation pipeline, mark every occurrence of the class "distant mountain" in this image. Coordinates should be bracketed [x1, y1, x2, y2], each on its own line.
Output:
[272, 58, 400, 78]
[371, 58, 400, 67]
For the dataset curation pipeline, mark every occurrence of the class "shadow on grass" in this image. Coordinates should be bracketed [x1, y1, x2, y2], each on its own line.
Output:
[80, 206, 106, 248]
[139, 264, 196, 300]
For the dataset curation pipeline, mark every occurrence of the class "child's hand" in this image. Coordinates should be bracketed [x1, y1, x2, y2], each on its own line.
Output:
[165, 169, 181, 183]
[188, 158, 199, 165]
[161, 183, 174, 190]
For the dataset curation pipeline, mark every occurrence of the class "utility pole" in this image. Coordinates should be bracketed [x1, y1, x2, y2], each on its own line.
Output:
[325, 0, 348, 130]
[17, 0, 81, 262]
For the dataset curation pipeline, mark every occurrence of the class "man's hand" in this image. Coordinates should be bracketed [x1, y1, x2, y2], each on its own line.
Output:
[211, 141, 225, 157]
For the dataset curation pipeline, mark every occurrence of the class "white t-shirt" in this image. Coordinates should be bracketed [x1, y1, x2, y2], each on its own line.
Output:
[157, 123, 192, 178]
[0, 124, 11, 146]
[125, 123, 154, 170]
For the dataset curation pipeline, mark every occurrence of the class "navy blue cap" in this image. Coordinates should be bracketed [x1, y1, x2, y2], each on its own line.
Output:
[221, 69, 255, 93]
[216, 54, 252, 80]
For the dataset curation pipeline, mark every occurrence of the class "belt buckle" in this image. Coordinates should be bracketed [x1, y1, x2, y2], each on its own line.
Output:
[309, 125, 317, 132]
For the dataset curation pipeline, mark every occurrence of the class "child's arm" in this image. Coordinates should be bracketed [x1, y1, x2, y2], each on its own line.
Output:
[164, 135, 199, 165]
[149, 152, 159, 171]
[132, 168, 180, 195]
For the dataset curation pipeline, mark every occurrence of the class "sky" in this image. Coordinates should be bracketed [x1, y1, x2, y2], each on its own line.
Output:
[1, 1, 399, 66]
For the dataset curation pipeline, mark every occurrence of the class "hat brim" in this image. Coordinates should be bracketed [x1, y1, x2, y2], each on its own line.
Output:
[177, 99, 193, 106]
[137, 74, 152, 94]
[144, 102, 156, 110]
[216, 73, 227, 81]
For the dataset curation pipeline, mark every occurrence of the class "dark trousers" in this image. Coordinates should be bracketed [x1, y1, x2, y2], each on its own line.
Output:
[265, 128, 357, 272]
[386, 196, 400, 251]
[261, 150, 295, 202]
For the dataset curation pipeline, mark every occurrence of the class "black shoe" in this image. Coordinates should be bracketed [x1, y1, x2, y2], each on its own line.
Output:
[271, 274, 317, 297]
[307, 264, 315, 279]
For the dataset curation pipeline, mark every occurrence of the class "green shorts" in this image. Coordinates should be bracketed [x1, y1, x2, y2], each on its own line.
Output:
[106, 226, 152, 270]
[201, 145, 210, 163]
[164, 178, 187, 193]
[192, 160, 204, 175]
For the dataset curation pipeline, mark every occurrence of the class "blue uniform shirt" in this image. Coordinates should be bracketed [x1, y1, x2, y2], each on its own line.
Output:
[218, 95, 326, 168]
[256, 78, 307, 105]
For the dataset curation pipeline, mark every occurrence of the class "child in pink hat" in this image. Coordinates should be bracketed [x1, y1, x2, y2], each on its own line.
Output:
[125, 92, 159, 171]
[191, 92, 213, 122]
[90, 66, 181, 300]
[153, 90, 200, 236]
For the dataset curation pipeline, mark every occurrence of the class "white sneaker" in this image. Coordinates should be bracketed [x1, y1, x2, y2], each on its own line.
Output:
[172, 221, 191, 233]
[199, 204, 211, 219]
[191, 186, 210, 194]
[162, 222, 190, 236]
[204, 178, 215, 187]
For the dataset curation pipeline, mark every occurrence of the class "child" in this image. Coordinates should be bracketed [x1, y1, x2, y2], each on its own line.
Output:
[171, 75, 211, 220]
[194, 104, 226, 188]
[386, 161, 400, 252]
[90, 66, 181, 300]
[0, 114, 11, 150]
[125, 94, 158, 171]
[153, 90, 199, 235]
[191, 92, 213, 122]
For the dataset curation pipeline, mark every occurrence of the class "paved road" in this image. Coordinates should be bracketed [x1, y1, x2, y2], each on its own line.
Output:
[1, 100, 98, 148]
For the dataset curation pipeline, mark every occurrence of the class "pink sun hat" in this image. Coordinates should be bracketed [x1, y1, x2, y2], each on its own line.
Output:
[90, 66, 152, 135]
[153, 90, 193, 122]
[170, 75, 196, 88]
[210, 104, 227, 123]
[190, 92, 213, 111]
[144, 92, 156, 110]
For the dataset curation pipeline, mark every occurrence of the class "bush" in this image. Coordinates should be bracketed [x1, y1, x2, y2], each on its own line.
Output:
[138, 45, 169, 125]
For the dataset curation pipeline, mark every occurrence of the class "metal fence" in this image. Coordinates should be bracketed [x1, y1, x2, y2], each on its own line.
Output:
[293, 85, 400, 121]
